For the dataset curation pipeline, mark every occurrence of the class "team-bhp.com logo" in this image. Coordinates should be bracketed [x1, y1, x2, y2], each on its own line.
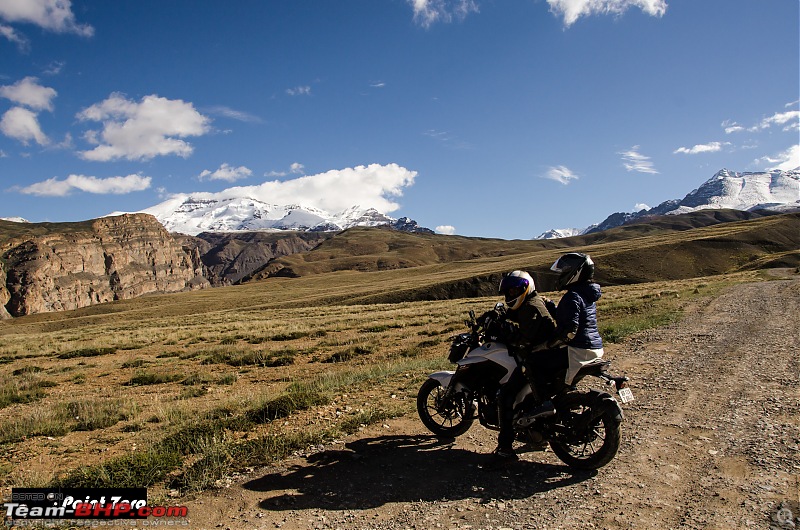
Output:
[4, 488, 187, 522]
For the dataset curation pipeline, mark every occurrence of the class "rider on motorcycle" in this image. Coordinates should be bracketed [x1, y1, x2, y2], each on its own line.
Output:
[483, 270, 557, 462]
[547, 252, 605, 387]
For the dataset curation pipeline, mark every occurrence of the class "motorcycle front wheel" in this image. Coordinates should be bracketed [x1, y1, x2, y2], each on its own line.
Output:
[549, 392, 621, 470]
[416, 378, 475, 438]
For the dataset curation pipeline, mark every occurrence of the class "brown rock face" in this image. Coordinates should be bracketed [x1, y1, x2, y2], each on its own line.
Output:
[0, 260, 11, 319]
[188, 231, 333, 286]
[1, 214, 209, 317]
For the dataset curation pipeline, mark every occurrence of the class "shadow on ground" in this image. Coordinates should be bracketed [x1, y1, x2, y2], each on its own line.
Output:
[243, 434, 595, 511]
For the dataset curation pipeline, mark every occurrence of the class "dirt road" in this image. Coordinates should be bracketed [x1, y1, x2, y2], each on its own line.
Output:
[189, 274, 800, 529]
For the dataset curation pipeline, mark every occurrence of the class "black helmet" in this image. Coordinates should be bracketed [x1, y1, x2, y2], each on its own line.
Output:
[550, 252, 594, 290]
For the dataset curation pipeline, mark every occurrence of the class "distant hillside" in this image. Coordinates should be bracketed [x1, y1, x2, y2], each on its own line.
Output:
[2, 210, 797, 318]
[245, 209, 798, 285]
[244, 226, 566, 281]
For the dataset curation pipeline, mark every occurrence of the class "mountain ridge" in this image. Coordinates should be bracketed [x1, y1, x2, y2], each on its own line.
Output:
[536, 168, 799, 239]
[133, 196, 434, 236]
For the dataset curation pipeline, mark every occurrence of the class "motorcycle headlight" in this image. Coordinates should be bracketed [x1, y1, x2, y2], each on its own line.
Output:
[448, 334, 471, 363]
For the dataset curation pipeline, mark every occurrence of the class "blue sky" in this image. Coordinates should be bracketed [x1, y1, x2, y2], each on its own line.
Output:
[0, 0, 798, 239]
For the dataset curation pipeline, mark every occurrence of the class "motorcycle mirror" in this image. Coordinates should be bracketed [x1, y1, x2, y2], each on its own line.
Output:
[469, 310, 476, 321]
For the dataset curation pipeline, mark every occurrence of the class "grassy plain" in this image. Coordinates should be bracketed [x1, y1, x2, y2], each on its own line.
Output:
[1, 212, 797, 498]
[0, 261, 768, 497]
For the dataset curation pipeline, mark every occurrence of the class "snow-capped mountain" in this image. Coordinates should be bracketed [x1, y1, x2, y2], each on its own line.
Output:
[0, 217, 30, 223]
[535, 228, 586, 239]
[136, 196, 432, 236]
[536, 168, 799, 239]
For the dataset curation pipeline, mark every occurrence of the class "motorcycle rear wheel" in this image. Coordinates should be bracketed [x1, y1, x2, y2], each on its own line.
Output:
[549, 392, 621, 470]
[416, 378, 474, 438]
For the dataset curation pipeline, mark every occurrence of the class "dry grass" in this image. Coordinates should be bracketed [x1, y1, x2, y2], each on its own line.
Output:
[0, 257, 773, 496]
[3, 213, 797, 494]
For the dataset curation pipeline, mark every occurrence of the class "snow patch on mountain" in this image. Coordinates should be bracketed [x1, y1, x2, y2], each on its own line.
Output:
[131, 196, 431, 235]
[536, 168, 799, 239]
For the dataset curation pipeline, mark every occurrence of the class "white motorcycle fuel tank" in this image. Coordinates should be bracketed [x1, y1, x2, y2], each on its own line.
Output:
[428, 341, 518, 388]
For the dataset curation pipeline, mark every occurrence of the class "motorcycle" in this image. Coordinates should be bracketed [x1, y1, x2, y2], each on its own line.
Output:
[417, 305, 634, 469]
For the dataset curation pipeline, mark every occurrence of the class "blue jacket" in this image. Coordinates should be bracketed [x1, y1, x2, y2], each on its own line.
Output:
[555, 282, 603, 349]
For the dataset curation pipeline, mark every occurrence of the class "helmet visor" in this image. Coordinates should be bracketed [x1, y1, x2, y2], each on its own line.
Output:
[504, 285, 525, 304]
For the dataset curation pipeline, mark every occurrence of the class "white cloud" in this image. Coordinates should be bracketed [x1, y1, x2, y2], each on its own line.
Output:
[199, 163, 253, 182]
[547, 0, 667, 27]
[619, 145, 658, 174]
[204, 105, 262, 123]
[753, 110, 800, 132]
[423, 129, 472, 150]
[265, 163, 306, 178]
[727, 109, 800, 134]
[673, 141, 729, 155]
[0, 22, 29, 51]
[0, 0, 93, 36]
[0, 107, 48, 145]
[43, 60, 64, 75]
[541, 165, 579, 185]
[286, 86, 311, 96]
[169, 163, 416, 215]
[756, 145, 800, 172]
[76, 93, 211, 161]
[435, 225, 456, 235]
[18, 174, 152, 197]
[0, 77, 57, 111]
[722, 119, 745, 134]
[409, 0, 479, 28]
[634, 203, 650, 211]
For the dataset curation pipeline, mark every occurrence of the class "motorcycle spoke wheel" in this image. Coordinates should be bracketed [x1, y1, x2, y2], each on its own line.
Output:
[549, 394, 621, 470]
[416, 379, 474, 438]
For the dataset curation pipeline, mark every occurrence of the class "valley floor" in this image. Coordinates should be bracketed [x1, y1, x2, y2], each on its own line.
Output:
[185, 271, 800, 529]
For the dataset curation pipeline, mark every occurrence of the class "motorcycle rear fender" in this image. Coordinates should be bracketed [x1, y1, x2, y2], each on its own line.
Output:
[587, 389, 624, 423]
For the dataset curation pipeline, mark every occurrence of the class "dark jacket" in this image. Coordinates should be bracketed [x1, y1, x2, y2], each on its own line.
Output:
[502, 293, 557, 352]
[554, 281, 603, 349]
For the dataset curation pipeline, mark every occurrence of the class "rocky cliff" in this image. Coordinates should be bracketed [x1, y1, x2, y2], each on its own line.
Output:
[1, 214, 209, 317]
[184, 231, 334, 286]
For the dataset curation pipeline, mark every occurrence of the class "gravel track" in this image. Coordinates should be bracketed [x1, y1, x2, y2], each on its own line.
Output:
[189, 274, 800, 530]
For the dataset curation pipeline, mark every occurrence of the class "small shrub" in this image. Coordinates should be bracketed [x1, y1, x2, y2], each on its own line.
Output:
[202, 349, 296, 368]
[12, 366, 43, 376]
[0, 375, 57, 409]
[178, 387, 208, 399]
[217, 374, 237, 385]
[56, 447, 183, 488]
[323, 345, 375, 364]
[65, 399, 139, 431]
[57, 347, 116, 360]
[126, 371, 183, 386]
[270, 331, 309, 341]
[121, 359, 146, 369]
[246, 390, 330, 424]
[182, 373, 212, 386]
